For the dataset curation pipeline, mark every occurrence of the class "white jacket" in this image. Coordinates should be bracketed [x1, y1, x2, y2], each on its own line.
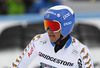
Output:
[10, 32, 94, 68]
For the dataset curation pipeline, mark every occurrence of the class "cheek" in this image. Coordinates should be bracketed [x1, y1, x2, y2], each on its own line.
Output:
[55, 32, 61, 39]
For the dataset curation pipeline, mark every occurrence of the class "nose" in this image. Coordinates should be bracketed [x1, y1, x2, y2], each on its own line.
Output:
[47, 29, 53, 33]
[48, 29, 52, 32]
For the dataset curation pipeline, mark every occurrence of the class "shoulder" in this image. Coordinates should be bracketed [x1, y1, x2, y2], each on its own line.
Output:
[71, 37, 94, 68]
[71, 37, 89, 54]
[29, 32, 49, 45]
[71, 37, 86, 48]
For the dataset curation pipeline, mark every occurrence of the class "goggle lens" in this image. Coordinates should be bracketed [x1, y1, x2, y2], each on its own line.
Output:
[44, 20, 61, 32]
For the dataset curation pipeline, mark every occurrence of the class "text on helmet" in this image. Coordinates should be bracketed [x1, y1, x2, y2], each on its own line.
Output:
[63, 13, 71, 20]
[64, 21, 72, 26]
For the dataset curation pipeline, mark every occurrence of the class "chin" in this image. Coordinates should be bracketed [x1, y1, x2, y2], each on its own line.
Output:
[50, 39, 56, 43]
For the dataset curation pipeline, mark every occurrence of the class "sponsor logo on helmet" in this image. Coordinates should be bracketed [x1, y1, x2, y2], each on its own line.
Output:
[47, 14, 50, 18]
[64, 21, 72, 26]
[46, 11, 56, 15]
[63, 13, 71, 20]
[57, 13, 60, 17]
[46, 11, 60, 18]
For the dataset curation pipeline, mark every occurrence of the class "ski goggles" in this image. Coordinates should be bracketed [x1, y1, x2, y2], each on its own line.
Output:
[44, 20, 61, 32]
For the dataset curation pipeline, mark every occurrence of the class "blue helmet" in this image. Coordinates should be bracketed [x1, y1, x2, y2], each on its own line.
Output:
[44, 5, 75, 36]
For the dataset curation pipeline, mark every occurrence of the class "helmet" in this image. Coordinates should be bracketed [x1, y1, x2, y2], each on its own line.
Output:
[44, 5, 75, 36]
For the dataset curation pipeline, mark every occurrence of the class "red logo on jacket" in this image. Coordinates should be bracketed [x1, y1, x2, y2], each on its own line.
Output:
[28, 46, 34, 57]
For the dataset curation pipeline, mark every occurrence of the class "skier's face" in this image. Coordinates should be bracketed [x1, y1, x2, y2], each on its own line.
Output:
[47, 29, 61, 42]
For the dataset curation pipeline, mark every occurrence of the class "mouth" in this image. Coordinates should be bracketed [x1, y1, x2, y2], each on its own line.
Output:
[49, 35, 55, 38]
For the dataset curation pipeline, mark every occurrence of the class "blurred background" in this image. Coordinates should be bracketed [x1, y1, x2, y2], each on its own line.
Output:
[0, 0, 100, 68]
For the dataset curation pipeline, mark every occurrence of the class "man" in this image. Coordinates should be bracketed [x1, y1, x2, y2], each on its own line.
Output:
[10, 5, 94, 68]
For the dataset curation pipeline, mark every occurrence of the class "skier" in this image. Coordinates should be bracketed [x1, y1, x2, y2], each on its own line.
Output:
[10, 5, 94, 68]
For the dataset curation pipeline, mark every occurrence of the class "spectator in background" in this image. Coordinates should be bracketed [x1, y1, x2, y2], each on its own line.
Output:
[23, 0, 33, 13]
[7, 0, 25, 15]
[0, 0, 7, 15]
[44, 0, 62, 8]
[25, 0, 62, 14]
[24, 0, 46, 14]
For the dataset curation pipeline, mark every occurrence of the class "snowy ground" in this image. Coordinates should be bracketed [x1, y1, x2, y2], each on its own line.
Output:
[0, 47, 100, 68]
